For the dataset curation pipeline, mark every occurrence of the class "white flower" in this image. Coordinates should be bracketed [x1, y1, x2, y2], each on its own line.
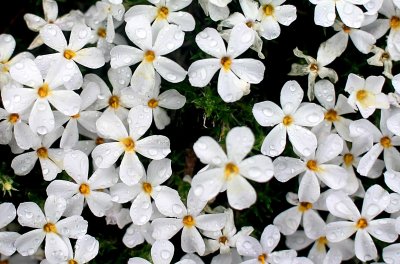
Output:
[128, 240, 177, 264]
[24, 0, 84, 49]
[274, 134, 347, 202]
[151, 190, 226, 255]
[125, 0, 195, 33]
[199, 0, 232, 21]
[92, 110, 171, 186]
[123, 221, 155, 249]
[253, 80, 324, 157]
[110, 16, 187, 89]
[15, 196, 88, 263]
[256, 0, 297, 40]
[367, 46, 397, 79]
[60, 235, 99, 264]
[0, 203, 20, 256]
[236, 224, 297, 263]
[326, 185, 398, 262]
[188, 23, 264, 102]
[288, 48, 338, 100]
[309, 0, 366, 28]
[110, 158, 185, 225]
[382, 243, 400, 264]
[11, 127, 64, 181]
[345, 73, 389, 118]
[311, 80, 355, 142]
[124, 73, 186, 130]
[4, 58, 81, 135]
[46, 150, 118, 217]
[37, 23, 105, 90]
[191, 126, 274, 209]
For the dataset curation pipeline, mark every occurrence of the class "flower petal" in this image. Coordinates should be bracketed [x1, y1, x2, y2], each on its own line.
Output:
[151, 240, 174, 264]
[181, 227, 205, 255]
[15, 229, 45, 256]
[227, 175, 256, 210]
[280, 80, 303, 115]
[239, 155, 274, 182]
[188, 58, 220, 87]
[231, 58, 265, 84]
[154, 56, 187, 83]
[227, 23, 254, 58]
[110, 45, 143, 69]
[56, 215, 88, 238]
[92, 142, 124, 168]
[252, 101, 284, 127]
[195, 27, 226, 58]
[40, 24, 67, 52]
[326, 191, 360, 221]
[74, 48, 105, 69]
[120, 152, 146, 186]
[361, 184, 390, 220]
[287, 125, 317, 157]
[86, 191, 113, 217]
[354, 229, 377, 262]
[273, 206, 301, 235]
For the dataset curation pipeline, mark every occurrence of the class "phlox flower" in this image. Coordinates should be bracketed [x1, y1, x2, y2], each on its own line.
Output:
[0, 203, 20, 256]
[123, 221, 155, 249]
[191, 126, 274, 210]
[46, 150, 118, 217]
[325, 185, 398, 262]
[110, 15, 187, 89]
[125, 0, 195, 33]
[188, 23, 264, 102]
[345, 73, 389, 118]
[367, 45, 398, 78]
[15, 196, 88, 263]
[311, 80, 355, 142]
[151, 190, 226, 255]
[11, 127, 64, 181]
[288, 48, 338, 100]
[4, 58, 81, 135]
[61, 235, 99, 264]
[199, 0, 232, 21]
[274, 134, 348, 202]
[110, 158, 185, 225]
[124, 73, 186, 130]
[253, 80, 324, 157]
[92, 110, 171, 186]
[36, 23, 105, 90]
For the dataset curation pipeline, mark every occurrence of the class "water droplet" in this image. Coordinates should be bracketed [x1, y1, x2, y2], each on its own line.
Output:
[37, 126, 48, 135]
[172, 204, 182, 215]
[135, 28, 147, 39]
[79, 30, 88, 39]
[161, 250, 170, 259]
[194, 185, 203, 196]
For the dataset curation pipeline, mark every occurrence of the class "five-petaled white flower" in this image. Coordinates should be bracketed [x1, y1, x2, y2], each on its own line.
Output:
[0, 203, 20, 256]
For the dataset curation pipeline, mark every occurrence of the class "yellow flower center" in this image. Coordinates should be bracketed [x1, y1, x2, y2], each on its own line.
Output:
[356, 89, 368, 102]
[121, 137, 135, 152]
[282, 115, 293, 126]
[8, 113, 20, 124]
[324, 109, 339, 122]
[71, 113, 80, 119]
[306, 160, 320, 172]
[380, 136, 392, 148]
[220, 56, 232, 71]
[43, 222, 57, 233]
[147, 98, 159, 108]
[2, 64, 9, 72]
[63, 49, 76, 60]
[343, 153, 354, 167]
[258, 253, 267, 264]
[97, 27, 107, 38]
[108, 95, 120, 109]
[263, 5, 274, 16]
[36, 147, 48, 158]
[157, 6, 169, 19]
[342, 25, 351, 33]
[37, 83, 50, 98]
[219, 236, 228, 244]
[309, 63, 319, 72]
[68, 260, 78, 264]
[95, 137, 105, 145]
[298, 202, 313, 212]
[224, 162, 239, 180]
[79, 183, 91, 196]
[390, 16, 400, 29]
[183, 215, 196, 227]
[381, 52, 390, 60]
[317, 236, 328, 251]
[246, 21, 254, 28]
[144, 50, 156, 63]
[142, 182, 153, 194]
[356, 218, 368, 229]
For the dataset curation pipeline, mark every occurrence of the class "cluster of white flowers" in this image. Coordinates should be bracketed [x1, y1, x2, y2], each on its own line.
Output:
[1, 0, 400, 263]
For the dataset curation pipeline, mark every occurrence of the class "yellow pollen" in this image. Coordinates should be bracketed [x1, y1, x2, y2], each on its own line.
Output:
[263, 5, 274, 16]
[142, 182, 153, 194]
[356, 89, 368, 102]
[8, 113, 19, 124]
[97, 27, 107, 38]
[43, 222, 57, 233]
[380, 136, 392, 148]
[2, 64, 9, 72]
[183, 215, 196, 227]
[381, 52, 390, 60]
[95, 137, 105, 145]
[3, 182, 13, 191]
[157, 6, 169, 19]
[356, 218, 368, 229]
[63, 49, 76, 60]
[144, 50, 156, 63]
[282, 115, 293, 126]
[36, 147, 48, 158]
[258, 253, 267, 264]
[108, 95, 120, 109]
[246, 21, 254, 28]
[219, 236, 228, 244]
[121, 137, 135, 152]
[79, 183, 91, 196]
[148, 98, 159, 108]
[342, 25, 351, 33]
[317, 236, 328, 251]
[390, 16, 400, 29]
[306, 160, 320, 172]
[71, 113, 80, 119]
[343, 153, 354, 167]
[68, 260, 78, 264]
[324, 109, 339, 122]
[298, 202, 313, 212]
[220, 56, 232, 71]
[309, 63, 318, 72]
[37, 83, 50, 98]
[224, 162, 239, 180]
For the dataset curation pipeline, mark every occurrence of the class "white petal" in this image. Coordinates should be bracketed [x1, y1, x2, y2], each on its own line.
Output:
[287, 125, 317, 157]
[195, 27, 226, 58]
[44, 195, 66, 223]
[260, 224, 280, 253]
[316, 134, 343, 163]
[153, 186, 186, 218]
[49, 90, 81, 116]
[383, 243, 400, 264]
[336, 1, 364, 28]
[1, 87, 36, 113]
[349, 29, 375, 54]
[303, 209, 326, 240]
[260, 16, 281, 40]
[130, 192, 152, 225]
[314, 80, 336, 110]
[110, 45, 143, 69]
[0, 203, 16, 228]
[154, 56, 187, 83]
[46, 180, 78, 199]
[293, 103, 324, 127]
[361, 184, 390, 220]
[188, 59, 220, 87]
[280, 80, 303, 115]
[10, 58, 43, 88]
[227, 23, 255, 58]
[357, 144, 382, 176]
[136, 135, 170, 159]
[74, 48, 105, 69]
[0, 34, 15, 62]
[273, 156, 305, 182]
[231, 58, 265, 84]
[298, 171, 320, 203]
[24, 14, 46, 32]
[11, 152, 37, 176]
[225, 126, 254, 163]
[0, 232, 19, 256]
[86, 191, 113, 217]
[64, 150, 88, 183]
[217, 69, 246, 102]
[60, 119, 78, 149]
[158, 89, 186, 109]
[17, 202, 46, 228]
[252, 101, 284, 127]
[354, 229, 377, 262]
[196, 213, 226, 232]
[227, 175, 256, 210]
[367, 218, 397, 242]
[326, 221, 356, 242]
[56, 215, 88, 238]
[239, 155, 274, 182]
[236, 235, 262, 257]
[273, 206, 301, 235]
[168, 11, 195, 31]
[92, 142, 124, 168]
[314, 1, 336, 27]
[15, 229, 45, 256]
[39, 157, 62, 181]
[120, 152, 146, 186]
[151, 218, 183, 240]
[40, 24, 67, 52]
[125, 16, 152, 50]
[285, 231, 314, 250]
[44, 233, 69, 263]
[74, 235, 99, 263]
[317, 164, 347, 190]
[326, 191, 360, 221]
[181, 227, 205, 255]
[275, 5, 297, 26]
[191, 168, 224, 201]
[124, 5, 157, 22]
[193, 136, 227, 166]
[151, 240, 174, 264]
[154, 25, 185, 56]
[96, 110, 128, 140]
[68, 24, 91, 51]
[317, 32, 347, 67]
[29, 99, 54, 135]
